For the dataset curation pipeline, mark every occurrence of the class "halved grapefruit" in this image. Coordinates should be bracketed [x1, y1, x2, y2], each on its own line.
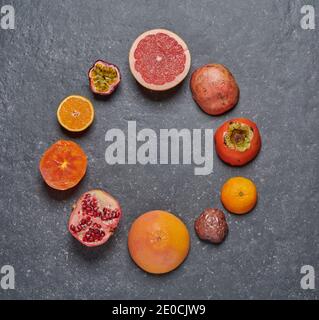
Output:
[129, 29, 191, 91]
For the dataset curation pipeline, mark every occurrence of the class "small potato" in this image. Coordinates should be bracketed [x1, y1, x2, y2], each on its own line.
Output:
[194, 208, 228, 244]
[190, 64, 239, 115]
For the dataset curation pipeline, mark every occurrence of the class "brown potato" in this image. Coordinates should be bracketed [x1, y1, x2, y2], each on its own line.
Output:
[194, 208, 228, 244]
[190, 64, 239, 115]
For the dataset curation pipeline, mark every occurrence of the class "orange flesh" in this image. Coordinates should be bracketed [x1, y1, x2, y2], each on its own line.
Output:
[57, 96, 94, 132]
[39, 140, 87, 190]
[128, 210, 190, 274]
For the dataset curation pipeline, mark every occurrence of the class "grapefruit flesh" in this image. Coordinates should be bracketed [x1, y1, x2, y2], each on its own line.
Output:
[129, 29, 191, 91]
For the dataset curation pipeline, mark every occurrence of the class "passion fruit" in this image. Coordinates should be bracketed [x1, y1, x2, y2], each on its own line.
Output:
[88, 60, 121, 96]
[194, 208, 228, 244]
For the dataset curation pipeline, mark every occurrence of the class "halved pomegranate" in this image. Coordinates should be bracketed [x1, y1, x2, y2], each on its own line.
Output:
[88, 60, 121, 96]
[68, 190, 122, 247]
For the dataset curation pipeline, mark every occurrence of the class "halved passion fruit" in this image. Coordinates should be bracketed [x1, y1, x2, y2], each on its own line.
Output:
[88, 60, 121, 96]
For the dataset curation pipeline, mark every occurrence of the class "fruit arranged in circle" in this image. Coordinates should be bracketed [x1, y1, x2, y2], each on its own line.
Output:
[190, 64, 239, 115]
[221, 177, 258, 215]
[57, 95, 95, 132]
[194, 208, 228, 244]
[129, 29, 191, 91]
[88, 60, 121, 96]
[39, 140, 87, 190]
[215, 118, 262, 166]
[68, 190, 122, 247]
[128, 210, 190, 274]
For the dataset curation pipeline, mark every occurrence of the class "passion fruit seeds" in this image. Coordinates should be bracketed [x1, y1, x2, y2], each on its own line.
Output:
[88, 60, 121, 96]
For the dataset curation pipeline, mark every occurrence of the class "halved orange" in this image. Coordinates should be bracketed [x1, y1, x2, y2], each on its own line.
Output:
[39, 140, 87, 190]
[57, 95, 94, 132]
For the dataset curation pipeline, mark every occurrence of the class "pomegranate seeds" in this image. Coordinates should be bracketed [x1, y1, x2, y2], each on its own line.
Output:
[68, 190, 122, 247]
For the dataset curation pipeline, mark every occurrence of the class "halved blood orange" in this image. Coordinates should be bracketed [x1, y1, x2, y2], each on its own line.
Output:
[39, 140, 87, 190]
[129, 29, 191, 91]
[57, 95, 94, 132]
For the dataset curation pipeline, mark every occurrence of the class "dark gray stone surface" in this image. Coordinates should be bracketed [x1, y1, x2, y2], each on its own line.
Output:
[0, 0, 318, 300]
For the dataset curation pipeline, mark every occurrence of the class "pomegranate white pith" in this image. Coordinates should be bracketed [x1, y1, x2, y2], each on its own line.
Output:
[68, 190, 121, 247]
[129, 29, 191, 91]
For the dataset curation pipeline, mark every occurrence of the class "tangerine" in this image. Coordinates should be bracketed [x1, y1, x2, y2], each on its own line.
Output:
[221, 177, 258, 215]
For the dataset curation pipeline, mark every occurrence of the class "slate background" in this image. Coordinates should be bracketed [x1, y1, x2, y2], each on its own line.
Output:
[0, 0, 318, 300]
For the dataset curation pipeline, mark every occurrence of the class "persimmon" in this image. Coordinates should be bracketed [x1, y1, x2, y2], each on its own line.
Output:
[128, 210, 190, 274]
[215, 118, 261, 166]
[39, 140, 87, 190]
[57, 95, 94, 132]
[221, 177, 258, 214]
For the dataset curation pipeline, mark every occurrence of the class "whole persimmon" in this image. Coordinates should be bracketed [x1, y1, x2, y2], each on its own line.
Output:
[221, 177, 258, 215]
[128, 210, 190, 274]
[39, 140, 87, 191]
[215, 118, 262, 166]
